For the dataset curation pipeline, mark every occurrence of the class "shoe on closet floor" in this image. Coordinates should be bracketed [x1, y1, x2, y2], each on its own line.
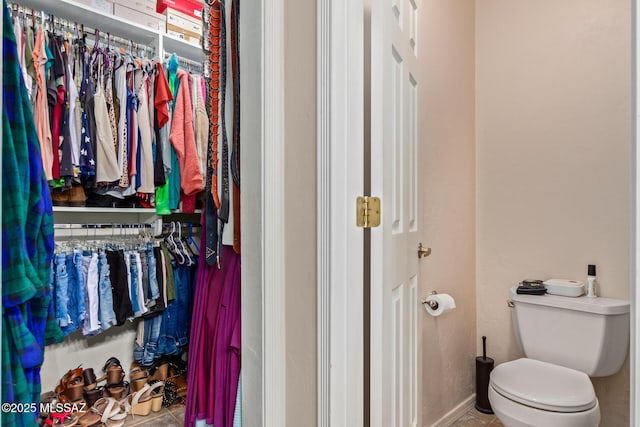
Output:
[55, 367, 85, 404]
[44, 411, 79, 427]
[77, 397, 127, 427]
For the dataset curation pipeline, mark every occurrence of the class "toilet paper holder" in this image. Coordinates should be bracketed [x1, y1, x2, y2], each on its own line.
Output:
[422, 291, 440, 310]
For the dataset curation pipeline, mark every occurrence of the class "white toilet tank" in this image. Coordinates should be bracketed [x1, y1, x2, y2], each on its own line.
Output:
[510, 287, 629, 377]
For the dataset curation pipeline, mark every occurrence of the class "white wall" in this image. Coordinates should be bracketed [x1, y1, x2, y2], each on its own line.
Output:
[420, 0, 477, 425]
[284, 0, 318, 424]
[476, 1, 631, 425]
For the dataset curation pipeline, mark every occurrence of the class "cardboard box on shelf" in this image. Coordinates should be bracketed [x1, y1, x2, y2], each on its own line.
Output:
[76, 0, 114, 15]
[166, 23, 201, 42]
[166, 9, 202, 35]
[114, 4, 166, 32]
[165, 9, 202, 36]
[156, 0, 203, 20]
[166, 29, 200, 47]
[112, 0, 161, 19]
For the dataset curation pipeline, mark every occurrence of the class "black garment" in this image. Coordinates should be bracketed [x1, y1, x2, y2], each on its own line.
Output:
[139, 249, 150, 305]
[59, 41, 74, 178]
[106, 250, 134, 325]
[153, 110, 166, 186]
[142, 247, 166, 319]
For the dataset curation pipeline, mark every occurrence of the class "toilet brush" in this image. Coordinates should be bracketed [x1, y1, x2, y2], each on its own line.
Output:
[475, 336, 494, 414]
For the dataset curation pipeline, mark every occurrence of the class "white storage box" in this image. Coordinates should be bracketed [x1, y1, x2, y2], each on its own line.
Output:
[76, 0, 114, 15]
[543, 279, 585, 297]
[114, 4, 166, 32]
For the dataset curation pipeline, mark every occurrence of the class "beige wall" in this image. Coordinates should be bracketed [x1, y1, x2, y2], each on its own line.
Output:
[476, 1, 631, 425]
[284, 0, 317, 425]
[421, 0, 477, 424]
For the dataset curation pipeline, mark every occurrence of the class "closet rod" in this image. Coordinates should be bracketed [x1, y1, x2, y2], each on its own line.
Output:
[164, 52, 203, 73]
[53, 223, 154, 230]
[9, 3, 155, 57]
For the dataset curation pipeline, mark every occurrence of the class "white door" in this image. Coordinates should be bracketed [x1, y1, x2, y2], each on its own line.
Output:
[370, 0, 423, 426]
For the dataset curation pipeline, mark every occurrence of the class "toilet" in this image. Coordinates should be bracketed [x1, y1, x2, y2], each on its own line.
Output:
[488, 287, 629, 427]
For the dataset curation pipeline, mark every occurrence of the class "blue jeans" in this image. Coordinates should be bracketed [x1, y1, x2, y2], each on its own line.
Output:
[54, 254, 70, 328]
[134, 315, 163, 366]
[157, 265, 193, 355]
[98, 251, 117, 331]
[129, 253, 142, 316]
[61, 254, 79, 336]
[147, 242, 160, 301]
[74, 249, 87, 325]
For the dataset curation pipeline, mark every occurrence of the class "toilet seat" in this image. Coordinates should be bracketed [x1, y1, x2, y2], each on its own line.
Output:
[490, 358, 596, 413]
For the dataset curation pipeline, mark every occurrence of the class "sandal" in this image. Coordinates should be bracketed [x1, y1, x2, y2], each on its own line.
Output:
[45, 411, 79, 426]
[40, 391, 58, 422]
[55, 367, 85, 403]
[129, 362, 149, 392]
[100, 358, 125, 386]
[77, 398, 127, 427]
[148, 381, 165, 412]
[105, 381, 129, 400]
[149, 362, 168, 382]
[82, 369, 98, 391]
[122, 383, 153, 416]
[84, 387, 104, 408]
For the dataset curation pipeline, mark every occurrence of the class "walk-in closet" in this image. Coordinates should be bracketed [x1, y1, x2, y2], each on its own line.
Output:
[2, 0, 243, 425]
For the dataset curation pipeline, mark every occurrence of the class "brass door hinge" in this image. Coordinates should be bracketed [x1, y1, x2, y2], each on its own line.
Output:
[356, 196, 381, 228]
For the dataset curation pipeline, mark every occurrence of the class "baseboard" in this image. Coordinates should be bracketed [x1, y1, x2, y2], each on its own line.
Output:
[430, 394, 476, 427]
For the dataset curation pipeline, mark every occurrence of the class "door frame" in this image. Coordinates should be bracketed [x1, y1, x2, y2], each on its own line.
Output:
[241, 0, 286, 425]
[633, 0, 639, 424]
[316, 0, 366, 425]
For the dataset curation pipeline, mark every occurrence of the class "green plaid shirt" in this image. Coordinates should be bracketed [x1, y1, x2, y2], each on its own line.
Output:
[3, 1, 63, 425]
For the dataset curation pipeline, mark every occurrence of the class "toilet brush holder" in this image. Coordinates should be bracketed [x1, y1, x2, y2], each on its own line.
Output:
[476, 336, 494, 414]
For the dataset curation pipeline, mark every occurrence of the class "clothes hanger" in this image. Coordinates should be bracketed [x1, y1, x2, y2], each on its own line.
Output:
[186, 223, 200, 256]
[177, 222, 194, 266]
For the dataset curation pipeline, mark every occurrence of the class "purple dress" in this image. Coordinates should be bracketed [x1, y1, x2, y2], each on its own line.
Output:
[186, 214, 241, 427]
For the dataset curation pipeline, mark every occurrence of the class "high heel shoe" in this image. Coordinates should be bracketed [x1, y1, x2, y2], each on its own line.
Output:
[77, 397, 127, 427]
[148, 381, 165, 412]
[55, 367, 84, 404]
[123, 384, 153, 417]
[96, 358, 124, 386]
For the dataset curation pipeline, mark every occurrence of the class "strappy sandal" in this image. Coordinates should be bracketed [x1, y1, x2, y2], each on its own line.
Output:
[129, 362, 149, 392]
[105, 381, 129, 400]
[147, 381, 165, 412]
[77, 398, 127, 427]
[122, 383, 153, 416]
[55, 367, 85, 404]
[40, 391, 58, 423]
[45, 411, 79, 426]
[97, 358, 124, 386]
[82, 369, 98, 391]
[84, 387, 104, 408]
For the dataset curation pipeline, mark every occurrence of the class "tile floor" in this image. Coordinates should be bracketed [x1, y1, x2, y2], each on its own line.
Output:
[451, 407, 504, 427]
[123, 404, 185, 426]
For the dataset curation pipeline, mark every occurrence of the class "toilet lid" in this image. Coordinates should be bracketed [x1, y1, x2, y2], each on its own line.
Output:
[490, 358, 597, 413]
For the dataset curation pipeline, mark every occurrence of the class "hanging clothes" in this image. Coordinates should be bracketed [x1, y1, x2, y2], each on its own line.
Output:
[2, 4, 63, 426]
[170, 69, 203, 196]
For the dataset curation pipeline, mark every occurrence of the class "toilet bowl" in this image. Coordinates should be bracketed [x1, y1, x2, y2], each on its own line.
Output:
[489, 287, 629, 427]
[488, 358, 600, 427]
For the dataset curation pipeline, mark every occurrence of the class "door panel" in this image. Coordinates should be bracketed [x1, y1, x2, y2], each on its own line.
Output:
[371, 0, 422, 425]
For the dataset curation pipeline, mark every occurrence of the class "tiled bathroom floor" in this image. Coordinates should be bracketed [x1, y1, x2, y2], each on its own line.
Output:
[451, 407, 504, 426]
[122, 404, 185, 426]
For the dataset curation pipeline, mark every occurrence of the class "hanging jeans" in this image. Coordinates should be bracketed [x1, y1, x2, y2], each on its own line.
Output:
[98, 251, 117, 331]
[82, 253, 101, 336]
[157, 265, 193, 355]
[61, 254, 79, 336]
[54, 253, 70, 328]
[74, 249, 87, 327]
[134, 315, 162, 366]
